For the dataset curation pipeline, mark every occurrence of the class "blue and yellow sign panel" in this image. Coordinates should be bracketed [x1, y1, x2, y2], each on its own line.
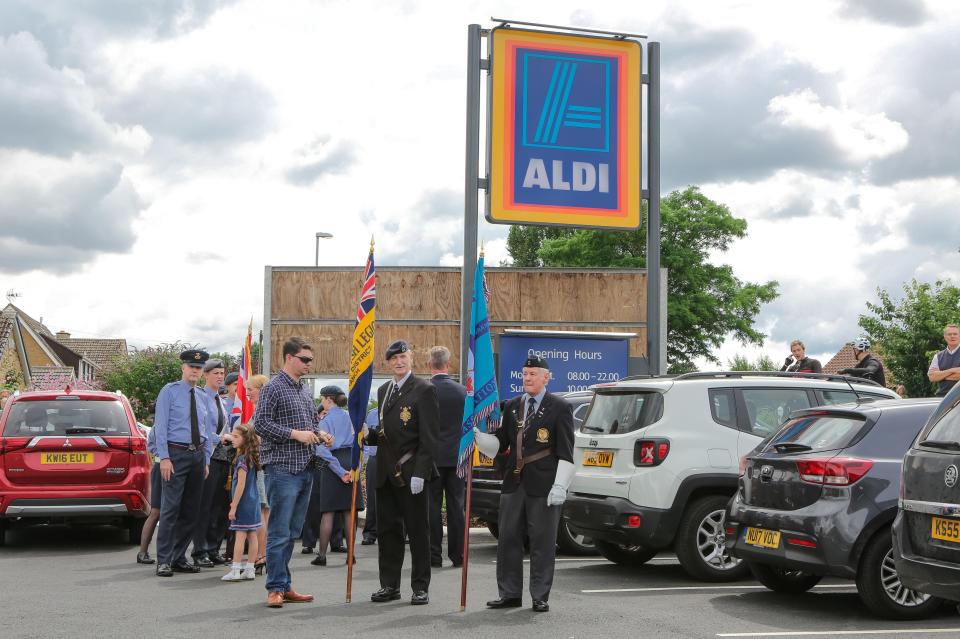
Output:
[487, 28, 642, 229]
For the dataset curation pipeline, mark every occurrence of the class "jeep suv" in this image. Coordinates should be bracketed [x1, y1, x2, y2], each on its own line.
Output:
[562, 372, 899, 581]
[0, 389, 150, 544]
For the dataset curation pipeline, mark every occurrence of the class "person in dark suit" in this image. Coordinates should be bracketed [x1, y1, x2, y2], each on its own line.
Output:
[426, 345, 467, 568]
[365, 340, 440, 606]
[475, 355, 574, 613]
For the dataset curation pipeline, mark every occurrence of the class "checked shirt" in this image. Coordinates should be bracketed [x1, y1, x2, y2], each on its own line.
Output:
[253, 370, 321, 473]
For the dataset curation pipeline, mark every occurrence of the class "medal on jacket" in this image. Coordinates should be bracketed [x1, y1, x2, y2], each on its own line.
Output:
[536, 427, 550, 443]
[400, 406, 412, 426]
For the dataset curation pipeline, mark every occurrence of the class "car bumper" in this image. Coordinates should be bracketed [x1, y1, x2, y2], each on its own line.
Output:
[562, 492, 677, 549]
[892, 511, 960, 602]
[0, 491, 149, 519]
[724, 492, 857, 579]
[469, 480, 502, 524]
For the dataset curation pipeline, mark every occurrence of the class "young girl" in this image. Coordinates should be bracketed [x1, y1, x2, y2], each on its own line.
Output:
[222, 422, 262, 582]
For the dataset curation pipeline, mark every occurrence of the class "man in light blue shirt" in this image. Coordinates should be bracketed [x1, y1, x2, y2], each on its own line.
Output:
[153, 349, 214, 577]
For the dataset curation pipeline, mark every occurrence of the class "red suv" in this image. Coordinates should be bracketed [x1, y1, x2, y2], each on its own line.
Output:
[0, 388, 150, 545]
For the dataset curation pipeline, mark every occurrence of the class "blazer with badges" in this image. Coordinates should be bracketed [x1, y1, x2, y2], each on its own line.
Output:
[366, 375, 440, 488]
[493, 392, 574, 498]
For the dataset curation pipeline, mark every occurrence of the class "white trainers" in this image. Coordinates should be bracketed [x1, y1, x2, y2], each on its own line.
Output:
[221, 568, 243, 582]
[242, 565, 256, 580]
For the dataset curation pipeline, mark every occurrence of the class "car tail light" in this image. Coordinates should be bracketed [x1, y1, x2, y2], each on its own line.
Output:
[0, 437, 30, 453]
[130, 437, 147, 455]
[796, 458, 874, 486]
[785, 537, 817, 548]
[625, 514, 642, 528]
[634, 438, 670, 467]
[738, 455, 749, 477]
[129, 494, 145, 511]
[103, 437, 131, 451]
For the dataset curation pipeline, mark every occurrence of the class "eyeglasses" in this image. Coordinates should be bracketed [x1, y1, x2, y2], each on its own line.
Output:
[294, 355, 314, 364]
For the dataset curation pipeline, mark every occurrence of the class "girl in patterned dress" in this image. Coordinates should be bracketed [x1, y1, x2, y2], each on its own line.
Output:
[222, 422, 263, 582]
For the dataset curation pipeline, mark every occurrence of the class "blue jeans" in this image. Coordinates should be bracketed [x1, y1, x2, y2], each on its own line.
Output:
[264, 465, 313, 593]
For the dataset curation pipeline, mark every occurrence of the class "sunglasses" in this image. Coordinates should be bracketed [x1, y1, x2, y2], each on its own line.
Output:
[294, 355, 314, 364]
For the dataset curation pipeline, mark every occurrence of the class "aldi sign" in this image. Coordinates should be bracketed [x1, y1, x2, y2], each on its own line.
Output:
[487, 28, 642, 230]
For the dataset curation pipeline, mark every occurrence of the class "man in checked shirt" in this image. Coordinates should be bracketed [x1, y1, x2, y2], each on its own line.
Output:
[254, 337, 334, 608]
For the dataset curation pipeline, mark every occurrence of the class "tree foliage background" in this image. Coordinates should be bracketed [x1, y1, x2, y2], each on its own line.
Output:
[858, 279, 960, 397]
[506, 187, 779, 372]
[727, 354, 778, 371]
[101, 342, 200, 423]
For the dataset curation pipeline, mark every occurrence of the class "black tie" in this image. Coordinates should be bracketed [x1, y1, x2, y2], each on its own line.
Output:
[387, 382, 399, 408]
[216, 397, 225, 434]
[523, 397, 537, 431]
[189, 388, 201, 447]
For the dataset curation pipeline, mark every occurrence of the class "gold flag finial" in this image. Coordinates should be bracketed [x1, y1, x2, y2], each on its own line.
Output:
[369, 235, 375, 252]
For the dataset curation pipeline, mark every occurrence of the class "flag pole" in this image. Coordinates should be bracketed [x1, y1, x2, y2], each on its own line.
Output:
[345, 441, 364, 603]
[460, 453, 475, 611]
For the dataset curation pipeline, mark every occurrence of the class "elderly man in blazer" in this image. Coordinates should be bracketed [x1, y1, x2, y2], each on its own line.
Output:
[475, 355, 575, 613]
[365, 340, 440, 606]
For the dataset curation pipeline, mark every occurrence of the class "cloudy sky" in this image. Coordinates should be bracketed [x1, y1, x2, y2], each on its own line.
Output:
[1, 0, 958, 366]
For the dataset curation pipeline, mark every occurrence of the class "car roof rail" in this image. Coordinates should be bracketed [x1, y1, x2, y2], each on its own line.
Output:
[672, 370, 883, 387]
[617, 374, 676, 382]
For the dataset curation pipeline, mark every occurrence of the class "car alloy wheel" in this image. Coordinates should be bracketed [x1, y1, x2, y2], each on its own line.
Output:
[880, 548, 931, 607]
[697, 508, 740, 571]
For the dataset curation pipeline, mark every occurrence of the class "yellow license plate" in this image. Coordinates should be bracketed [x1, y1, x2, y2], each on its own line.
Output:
[473, 449, 494, 467]
[41, 452, 94, 465]
[744, 527, 781, 549]
[583, 450, 614, 467]
[931, 516, 960, 543]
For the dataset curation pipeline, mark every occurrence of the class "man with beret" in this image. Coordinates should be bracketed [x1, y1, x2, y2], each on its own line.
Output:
[153, 349, 216, 577]
[192, 359, 234, 567]
[365, 340, 440, 605]
[474, 355, 575, 612]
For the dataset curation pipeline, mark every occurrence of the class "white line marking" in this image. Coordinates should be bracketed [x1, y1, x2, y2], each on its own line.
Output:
[717, 629, 960, 637]
[581, 584, 856, 593]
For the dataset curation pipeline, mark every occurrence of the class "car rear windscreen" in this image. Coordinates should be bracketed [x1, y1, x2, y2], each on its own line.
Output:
[920, 401, 960, 443]
[2, 399, 130, 436]
[767, 414, 867, 453]
[581, 391, 663, 435]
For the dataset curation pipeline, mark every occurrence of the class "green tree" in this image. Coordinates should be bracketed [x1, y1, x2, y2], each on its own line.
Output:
[209, 351, 238, 371]
[101, 342, 201, 423]
[727, 354, 778, 371]
[858, 279, 960, 397]
[507, 187, 779, 372]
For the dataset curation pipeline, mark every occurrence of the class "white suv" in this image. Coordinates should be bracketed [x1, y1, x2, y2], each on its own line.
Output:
[562, 372, 899, 581]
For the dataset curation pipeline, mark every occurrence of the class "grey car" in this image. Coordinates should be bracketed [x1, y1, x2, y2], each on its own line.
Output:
[726, 398, 945, 619]
[893, 384, 960, 603]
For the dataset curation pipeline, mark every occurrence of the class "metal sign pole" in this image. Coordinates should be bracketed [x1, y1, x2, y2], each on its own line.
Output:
[645, 42, 662, 375]
[461, 24, 482, 381]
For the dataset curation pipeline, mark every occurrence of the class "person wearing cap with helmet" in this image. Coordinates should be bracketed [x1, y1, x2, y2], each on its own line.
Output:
[474, 355, 575, 613]
[192, 358, 234, 567]
[365, 340, 439, 606]
[838, 337, 887, 387]
[153, 349, 215, 577]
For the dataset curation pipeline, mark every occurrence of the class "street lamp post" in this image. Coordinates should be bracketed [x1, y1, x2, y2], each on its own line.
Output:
[315, 232, 333, 266]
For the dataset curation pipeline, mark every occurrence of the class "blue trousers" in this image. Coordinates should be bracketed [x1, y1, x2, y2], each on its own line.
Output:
[264, 465, 313, 593]
[156, 447, 205, 565]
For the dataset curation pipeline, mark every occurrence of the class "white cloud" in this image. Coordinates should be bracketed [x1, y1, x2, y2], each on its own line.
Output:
[767, 89, 909, 163]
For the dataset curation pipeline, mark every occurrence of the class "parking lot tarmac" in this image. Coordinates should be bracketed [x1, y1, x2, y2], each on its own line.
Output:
[1, 524, 957, 639]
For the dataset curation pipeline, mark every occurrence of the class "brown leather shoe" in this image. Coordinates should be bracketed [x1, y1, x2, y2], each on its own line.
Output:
[267, 592, 284, 608]
[283, 589, 314, 603]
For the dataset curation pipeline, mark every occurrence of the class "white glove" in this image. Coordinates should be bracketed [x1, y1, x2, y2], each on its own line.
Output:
[546, 484, 567, 507]
[410, 476, 424, 494]
[474, 427, 500, 458]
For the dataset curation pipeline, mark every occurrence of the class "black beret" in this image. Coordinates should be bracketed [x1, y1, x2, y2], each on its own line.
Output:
[385, 340, 410, 360]
[180, 349, 209, 367]
[524, 355, 549, 370]
[224, 372, 239, 385]
[320, 385, 345, 397]
[203, 358, 225, 373]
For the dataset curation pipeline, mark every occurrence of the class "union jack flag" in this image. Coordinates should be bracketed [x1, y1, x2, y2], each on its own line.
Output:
[348, 242, 376, 471]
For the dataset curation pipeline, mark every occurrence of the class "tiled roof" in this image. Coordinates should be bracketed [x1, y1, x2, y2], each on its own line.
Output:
[29, 366, 77, 390]
[57, 338, 128, 370]
[3, 303, 53, 338]
[823, 344, 891, 385]
[0, 315, 12, 360]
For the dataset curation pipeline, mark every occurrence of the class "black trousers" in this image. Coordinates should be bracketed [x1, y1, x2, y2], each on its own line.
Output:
[376, 480, 430, 592]
[156, 447, 204, 566]
[301, 467, 345, 551]
[192, 459, 230, 558]
[363, 456, 377, 540]
[429, 466, 465, 564]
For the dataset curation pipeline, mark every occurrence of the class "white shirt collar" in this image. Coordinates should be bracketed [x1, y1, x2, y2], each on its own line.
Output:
[393, 371, 413, 390]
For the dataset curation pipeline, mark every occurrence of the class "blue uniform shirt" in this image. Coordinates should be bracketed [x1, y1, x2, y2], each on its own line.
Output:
[364, 407, 378, 458]
[153, 380, 214, 464]
[315, 406, 354, 477]
[223, 396, 236, 427]
[201, 386, 229, 436]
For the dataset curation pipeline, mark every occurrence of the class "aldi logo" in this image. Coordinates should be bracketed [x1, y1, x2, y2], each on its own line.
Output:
[487, 28, 642, 230]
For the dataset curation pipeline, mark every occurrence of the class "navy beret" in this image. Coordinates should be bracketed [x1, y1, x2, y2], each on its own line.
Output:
[524, 355, 549, 370]
[320, 385, 345, 397]
[385, 340, 410, 360]
[203, 358, 225, 373]
[224, 372, 239, 385]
